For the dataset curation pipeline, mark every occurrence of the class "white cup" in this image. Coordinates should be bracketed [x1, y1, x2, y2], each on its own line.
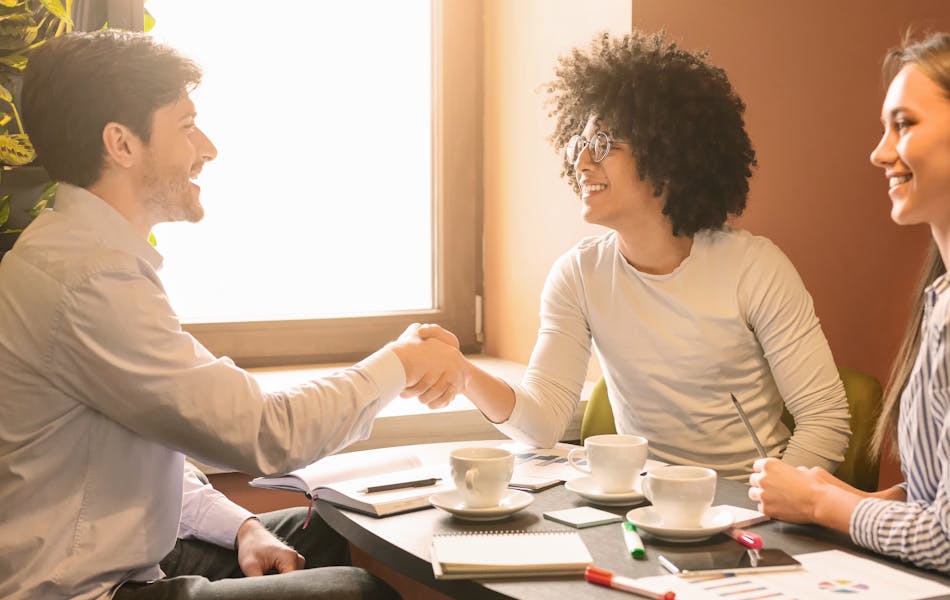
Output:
[567, 434, 648, 493]
[449, 447, 514, 508]
[642, 465, 717, 528]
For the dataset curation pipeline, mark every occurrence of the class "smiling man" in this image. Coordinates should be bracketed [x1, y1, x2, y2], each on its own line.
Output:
[0, 30, 467, 600]
[421, 31, 852, 481]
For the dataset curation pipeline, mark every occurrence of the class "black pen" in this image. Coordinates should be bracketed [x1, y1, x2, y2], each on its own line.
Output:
[361, 477, 441, 494]
[730, 393, 767, 458]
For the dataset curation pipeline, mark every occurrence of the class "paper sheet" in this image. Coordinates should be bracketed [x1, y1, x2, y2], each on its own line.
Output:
[634, 550, 949, 600]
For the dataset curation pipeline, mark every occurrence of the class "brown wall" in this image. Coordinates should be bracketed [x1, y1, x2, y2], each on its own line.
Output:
[483, 1, 950, 488]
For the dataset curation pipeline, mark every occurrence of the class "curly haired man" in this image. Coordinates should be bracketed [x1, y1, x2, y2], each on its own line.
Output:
[419, 31, 851, 479]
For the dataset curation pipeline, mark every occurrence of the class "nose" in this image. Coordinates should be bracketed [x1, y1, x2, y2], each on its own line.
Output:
[573, 141, 595, 171]
[194, 126, 218, 162]
[869, 130, 895, 169]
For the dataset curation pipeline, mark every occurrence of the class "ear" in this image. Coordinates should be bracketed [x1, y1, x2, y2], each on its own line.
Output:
[101, 122, 142, 170]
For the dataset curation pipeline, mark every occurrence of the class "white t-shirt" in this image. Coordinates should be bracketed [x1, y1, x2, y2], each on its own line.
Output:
[496, 228, 850, 478]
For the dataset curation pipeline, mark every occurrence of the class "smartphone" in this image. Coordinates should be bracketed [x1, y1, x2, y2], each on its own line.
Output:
[658, 549, 802, 577]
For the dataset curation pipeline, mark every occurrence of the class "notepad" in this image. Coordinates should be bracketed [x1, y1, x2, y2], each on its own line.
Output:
[430, 530, 594, 579]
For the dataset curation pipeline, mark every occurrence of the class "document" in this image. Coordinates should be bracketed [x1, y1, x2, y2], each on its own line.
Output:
[632, 549, 949, 600]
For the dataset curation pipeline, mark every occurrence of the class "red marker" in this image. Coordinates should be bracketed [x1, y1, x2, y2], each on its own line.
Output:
[725, 527, 764, 550]
[585, 565, 676, 600]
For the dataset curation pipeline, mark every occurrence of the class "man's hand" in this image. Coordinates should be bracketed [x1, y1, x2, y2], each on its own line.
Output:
[235, 517, 304, 577]
[389, 323, 469, 409]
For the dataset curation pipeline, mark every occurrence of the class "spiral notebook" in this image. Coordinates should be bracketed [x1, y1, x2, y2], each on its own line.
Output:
[430, 530, 594, 579]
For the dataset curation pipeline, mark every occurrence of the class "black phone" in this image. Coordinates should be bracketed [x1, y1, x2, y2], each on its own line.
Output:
[658, 549, 802, 577]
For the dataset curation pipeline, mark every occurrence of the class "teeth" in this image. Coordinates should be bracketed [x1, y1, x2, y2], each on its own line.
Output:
[889, 174, 912, 187]
[583, 184, 606, 193]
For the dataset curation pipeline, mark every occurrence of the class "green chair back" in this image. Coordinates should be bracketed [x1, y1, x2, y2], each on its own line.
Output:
[579, 367, 882, 491]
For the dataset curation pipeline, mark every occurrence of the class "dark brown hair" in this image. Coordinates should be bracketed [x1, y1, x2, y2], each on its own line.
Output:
[21, 29, 202, 187]
[546, 31, 756, 237]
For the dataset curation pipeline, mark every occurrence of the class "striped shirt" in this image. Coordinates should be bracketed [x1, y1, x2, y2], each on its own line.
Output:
[851, 273, 950, 573]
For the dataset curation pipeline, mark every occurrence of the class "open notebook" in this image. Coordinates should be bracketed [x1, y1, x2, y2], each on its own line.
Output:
[250, 443, 580, 517]
[430, 530, 594, 580]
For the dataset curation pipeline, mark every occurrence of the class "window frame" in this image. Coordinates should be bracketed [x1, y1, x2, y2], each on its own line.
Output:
[106, 0, 482, 367]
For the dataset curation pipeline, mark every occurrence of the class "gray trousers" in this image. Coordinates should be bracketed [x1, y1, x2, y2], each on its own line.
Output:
[114, 507, 400, 600]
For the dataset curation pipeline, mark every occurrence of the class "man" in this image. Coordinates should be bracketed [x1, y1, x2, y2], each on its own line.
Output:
[0, 30, 464, 599]
[417, 31, 850, 479]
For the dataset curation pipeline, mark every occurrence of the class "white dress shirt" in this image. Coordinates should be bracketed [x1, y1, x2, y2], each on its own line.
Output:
[0, 184, 406, 599]
[496, 228, 850, 478]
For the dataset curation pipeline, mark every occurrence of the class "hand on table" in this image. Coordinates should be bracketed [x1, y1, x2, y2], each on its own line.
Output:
[389, 323, 469, 409]
[235, 517, 304, 577]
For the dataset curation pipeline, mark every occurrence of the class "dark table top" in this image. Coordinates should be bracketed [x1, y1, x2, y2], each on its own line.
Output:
[317, 458, 950, 600]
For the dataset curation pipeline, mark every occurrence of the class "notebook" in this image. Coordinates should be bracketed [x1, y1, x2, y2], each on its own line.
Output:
[430, 530, 594, 579]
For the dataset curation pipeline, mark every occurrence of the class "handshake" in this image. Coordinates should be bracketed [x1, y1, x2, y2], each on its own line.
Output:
[388, 323, 471, 409]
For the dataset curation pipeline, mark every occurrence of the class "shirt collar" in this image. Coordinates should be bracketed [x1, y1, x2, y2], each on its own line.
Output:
[53, 183, 163, 270]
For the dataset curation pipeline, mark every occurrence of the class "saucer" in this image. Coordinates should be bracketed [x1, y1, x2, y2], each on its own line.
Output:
[564, 475, 646, 506]
[428, 489, 534, 521]
[625, 505, 735, 542]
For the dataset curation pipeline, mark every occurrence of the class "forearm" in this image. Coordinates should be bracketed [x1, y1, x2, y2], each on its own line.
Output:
[812, 483, 865, 534]
[462, 361, 516, 423]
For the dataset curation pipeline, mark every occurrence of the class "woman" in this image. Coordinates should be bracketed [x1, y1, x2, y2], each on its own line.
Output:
[749, 33, 950, 573]
[416, 31, 851, 479]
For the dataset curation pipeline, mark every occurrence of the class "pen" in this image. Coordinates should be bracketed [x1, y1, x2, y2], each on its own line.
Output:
[622, 521, 646, 558]
[725, 527, 764, 550]
[362, 477, 440, 494]
[730, 393, 767, 458]
[585, 566, 675, 600]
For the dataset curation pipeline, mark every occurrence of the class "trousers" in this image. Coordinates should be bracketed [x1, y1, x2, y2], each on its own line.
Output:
[114, 507, 400, 600]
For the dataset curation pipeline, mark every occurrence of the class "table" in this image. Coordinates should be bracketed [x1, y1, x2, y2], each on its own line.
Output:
[316, 442, 950, 600]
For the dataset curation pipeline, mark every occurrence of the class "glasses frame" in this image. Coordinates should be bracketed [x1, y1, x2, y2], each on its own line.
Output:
[566, 131, 628, 164]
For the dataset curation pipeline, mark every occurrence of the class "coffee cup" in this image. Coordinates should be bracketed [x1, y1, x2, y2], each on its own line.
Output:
[449, 447, 514, 508]
[567, 434, 648, 493]
[642, 465, 717, 528]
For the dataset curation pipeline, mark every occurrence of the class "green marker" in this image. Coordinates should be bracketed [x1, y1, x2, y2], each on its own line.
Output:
[622, 521, 646, 559]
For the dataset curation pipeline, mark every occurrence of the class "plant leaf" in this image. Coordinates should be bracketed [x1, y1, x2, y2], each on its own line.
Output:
[143, 9, 154, 32]
[0, 113, 11, 127]
[37, 0, 72, 27]
[148, 231, 157, 246]
[0, 52, 28, 70]
[0, 82, 11, 103]
[28, 179, 56, 216]
[0, 193, 10, 228]
[0, 13, 38, 50]
[0, 0, 20, 7]
[0, 132, 34, 165]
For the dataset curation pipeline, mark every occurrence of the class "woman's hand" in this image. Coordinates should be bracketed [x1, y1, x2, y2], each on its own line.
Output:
[748, 458, 863, 533]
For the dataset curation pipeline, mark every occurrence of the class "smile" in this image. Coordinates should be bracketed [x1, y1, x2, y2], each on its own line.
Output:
[889, 174, 912, 188]
[582, 184, 606, 194]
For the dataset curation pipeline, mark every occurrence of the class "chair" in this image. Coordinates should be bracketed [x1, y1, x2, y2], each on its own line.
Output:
[579, 367, 883, 491]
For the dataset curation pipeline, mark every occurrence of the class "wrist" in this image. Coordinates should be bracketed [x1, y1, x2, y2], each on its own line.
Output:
[811, 483, 861, 533]
[235, 516, 263, 548]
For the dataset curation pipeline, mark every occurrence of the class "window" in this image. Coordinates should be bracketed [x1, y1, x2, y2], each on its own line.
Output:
[137, 0, 480, 366]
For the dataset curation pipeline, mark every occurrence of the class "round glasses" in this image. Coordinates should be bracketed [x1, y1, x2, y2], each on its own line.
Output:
[566, 131, 626, 164]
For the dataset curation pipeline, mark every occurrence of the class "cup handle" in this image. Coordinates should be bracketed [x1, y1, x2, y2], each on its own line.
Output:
[464, 468, 478, 491]
[567, 448, 591, 474]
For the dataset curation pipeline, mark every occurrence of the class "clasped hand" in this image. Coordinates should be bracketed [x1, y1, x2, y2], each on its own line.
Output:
[390, 323, 469, 409]
[235, 517, 304, 577]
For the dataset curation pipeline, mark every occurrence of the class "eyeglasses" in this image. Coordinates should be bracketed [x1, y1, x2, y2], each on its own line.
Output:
[565, 131, 627, 164]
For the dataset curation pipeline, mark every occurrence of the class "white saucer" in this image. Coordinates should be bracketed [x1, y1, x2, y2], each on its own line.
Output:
[564, 475, 646, 506]
[428, 489, 534, 521]
[625, 505, 735, 542]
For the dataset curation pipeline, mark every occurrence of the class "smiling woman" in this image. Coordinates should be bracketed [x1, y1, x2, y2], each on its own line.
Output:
[143, 0, 479, 366]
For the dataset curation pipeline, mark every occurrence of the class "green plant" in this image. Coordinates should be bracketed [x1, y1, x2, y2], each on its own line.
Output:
[0, 0, 73, 239]
[0, 0, 74, 166]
